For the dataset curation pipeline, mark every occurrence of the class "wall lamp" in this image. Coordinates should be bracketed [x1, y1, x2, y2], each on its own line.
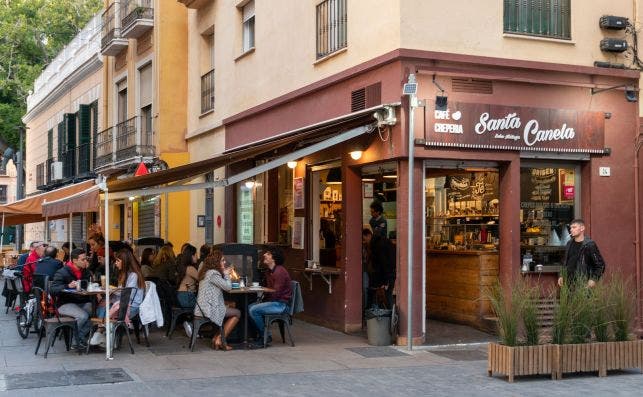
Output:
[244, 180, 256, 189]
[590, 84, 638, 102]
[432, 75, 448, 110]
[287, 160, 298, 169]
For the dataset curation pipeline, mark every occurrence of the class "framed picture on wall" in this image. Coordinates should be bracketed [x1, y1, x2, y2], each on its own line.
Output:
[292, 217, 304, 249]
[363, 182, 374, 198]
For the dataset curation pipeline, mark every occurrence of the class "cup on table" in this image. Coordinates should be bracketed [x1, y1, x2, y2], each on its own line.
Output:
[251, 282, 260, 288]
[75, 281, 81, 291]
[100, 275, 106, 288]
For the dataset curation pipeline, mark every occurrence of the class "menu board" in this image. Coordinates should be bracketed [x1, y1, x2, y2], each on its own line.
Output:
[520, 168, 560, 203]
[446, 172, 498, 201]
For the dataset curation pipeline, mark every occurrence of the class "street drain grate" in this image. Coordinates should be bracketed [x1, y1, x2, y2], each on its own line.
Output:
[430, 349, 487, 361]
[5, 368, 132, 390]
[346, 346, 410, 358]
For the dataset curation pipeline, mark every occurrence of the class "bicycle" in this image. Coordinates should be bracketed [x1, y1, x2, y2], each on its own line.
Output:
[16, 295, 40, 339]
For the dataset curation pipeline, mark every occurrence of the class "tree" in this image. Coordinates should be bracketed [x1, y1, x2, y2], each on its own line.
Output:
[0, 0, 102, 149]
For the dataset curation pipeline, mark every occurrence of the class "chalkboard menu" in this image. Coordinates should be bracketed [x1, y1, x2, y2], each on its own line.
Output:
[520, 168, 559, 203]
[446, 172, 498, 202]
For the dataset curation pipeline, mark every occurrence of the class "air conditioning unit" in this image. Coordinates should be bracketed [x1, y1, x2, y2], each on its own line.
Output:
[599, 15, 628, 30]
[600, 38, 628, 52]
[50, 161, 63, 181]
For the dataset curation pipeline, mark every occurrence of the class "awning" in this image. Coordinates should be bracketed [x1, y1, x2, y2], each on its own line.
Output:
[42, 183, 101, 218]
[0, 180, 95, 226]
[106, 104, 397, 199]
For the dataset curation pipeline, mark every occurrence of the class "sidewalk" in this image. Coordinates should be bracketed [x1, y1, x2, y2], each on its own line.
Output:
[1, 305, 642, 396]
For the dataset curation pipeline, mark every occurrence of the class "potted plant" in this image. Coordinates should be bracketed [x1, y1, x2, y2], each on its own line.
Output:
[487, 278, 554, 382]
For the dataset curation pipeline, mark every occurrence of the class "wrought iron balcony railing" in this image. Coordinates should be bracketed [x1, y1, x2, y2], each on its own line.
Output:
[101, 2, 128, 56]
[121, 0, 154, 38]
[94, 116, 156, 172]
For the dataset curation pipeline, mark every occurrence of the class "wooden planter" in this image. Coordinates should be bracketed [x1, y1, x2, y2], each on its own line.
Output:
[487, 342, 555, 382]
[554, 340, 643, 379]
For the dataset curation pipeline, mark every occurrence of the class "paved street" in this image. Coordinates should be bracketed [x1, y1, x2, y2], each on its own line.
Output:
[0, 304, 642, 396]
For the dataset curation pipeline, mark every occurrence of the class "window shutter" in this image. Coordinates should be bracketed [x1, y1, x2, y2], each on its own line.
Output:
[47, 129, 53, 159]
[57, 121, 65, 157]
[78, 105, 91, 145]
[139, 64, 153, 107]
[65, 113, 76, 150]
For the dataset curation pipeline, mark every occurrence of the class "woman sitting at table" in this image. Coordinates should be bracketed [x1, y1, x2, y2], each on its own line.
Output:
[194, 250, 240, 350]
[91, 249, 146, 345]
[176, 244, 198, 308]
[140, 247, 156, 278]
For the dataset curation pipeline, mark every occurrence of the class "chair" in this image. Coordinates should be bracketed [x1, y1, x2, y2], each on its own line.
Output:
[32, 287, 77, 358]
[86, 287, 135, 355]
[189, 316, 225, 351]
[263, 280, 303, 348]
[167, 306, 194, 338]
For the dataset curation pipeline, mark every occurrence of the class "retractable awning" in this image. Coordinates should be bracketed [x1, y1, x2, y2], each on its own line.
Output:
[0, 180, 95, 226]
[106, 104, 397, 199]
[42, 183, 101, 218]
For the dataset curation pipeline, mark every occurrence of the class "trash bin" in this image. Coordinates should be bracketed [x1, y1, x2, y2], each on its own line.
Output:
[365, 308, 392, 346]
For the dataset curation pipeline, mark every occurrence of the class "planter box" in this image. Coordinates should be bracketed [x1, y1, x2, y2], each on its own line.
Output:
[487, 342, 555, 382]
[554, 340, 643, 379]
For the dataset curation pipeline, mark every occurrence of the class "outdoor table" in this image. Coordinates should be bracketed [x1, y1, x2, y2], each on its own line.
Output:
[226, 286, 275, 349]
[61, 287, 120, 316]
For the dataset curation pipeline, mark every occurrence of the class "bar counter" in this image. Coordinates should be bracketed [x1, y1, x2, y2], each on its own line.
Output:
[426, 249, 499, 331]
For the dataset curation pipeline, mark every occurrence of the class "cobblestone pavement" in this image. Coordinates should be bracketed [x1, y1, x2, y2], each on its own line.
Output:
[1, 300, 642, 396]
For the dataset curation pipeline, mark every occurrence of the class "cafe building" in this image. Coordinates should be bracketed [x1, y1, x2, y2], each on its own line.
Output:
[217, 49, 641, 344]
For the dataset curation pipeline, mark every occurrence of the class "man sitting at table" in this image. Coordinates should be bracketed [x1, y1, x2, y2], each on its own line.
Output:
[248, 247, 292, 348]
[34, 246, 64, 281]
[50, 248, 93, 349]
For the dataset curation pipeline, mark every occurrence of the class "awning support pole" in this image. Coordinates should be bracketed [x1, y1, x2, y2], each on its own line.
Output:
[97, 176, 112, 360]
[1, 213, 5, 255]
[406, 74, 417, 351]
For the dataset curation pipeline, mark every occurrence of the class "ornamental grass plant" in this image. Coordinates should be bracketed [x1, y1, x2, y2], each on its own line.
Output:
[608, 272, 636, 341]
[591, 280, 610, 342]
[486, 278, 541, 346]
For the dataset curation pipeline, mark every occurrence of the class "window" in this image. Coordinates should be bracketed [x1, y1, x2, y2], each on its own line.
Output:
[504, 0, 571, 40]
[242, 1, 255, 52]
[0, 185, 6, 204]
[117, 79, 128, 123]
[316, 0, 347, 59]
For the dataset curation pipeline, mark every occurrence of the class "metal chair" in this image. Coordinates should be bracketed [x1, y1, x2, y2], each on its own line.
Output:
[86, 287, 135, 355]
[190, 316, 225, 351]
[167, 306, 194, 338]
[263, 280, 302, 348]
[33, 287, 77, 358]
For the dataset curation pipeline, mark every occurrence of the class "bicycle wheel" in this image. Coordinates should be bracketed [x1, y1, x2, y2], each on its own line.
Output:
[16, 310, 30, 339]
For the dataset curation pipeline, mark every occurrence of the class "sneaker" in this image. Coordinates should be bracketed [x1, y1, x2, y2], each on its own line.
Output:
[89, 331, 105, 346]
[183, 321, 193, 338]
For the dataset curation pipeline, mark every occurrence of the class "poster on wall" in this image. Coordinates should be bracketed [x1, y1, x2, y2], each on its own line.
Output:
[293, 177, 304, 209]
[292, 217, 304, 249]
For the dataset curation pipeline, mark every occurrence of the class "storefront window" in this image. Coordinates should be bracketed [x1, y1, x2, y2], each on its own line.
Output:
[520, 166, 578, 269]
[425, 170, 500, 250]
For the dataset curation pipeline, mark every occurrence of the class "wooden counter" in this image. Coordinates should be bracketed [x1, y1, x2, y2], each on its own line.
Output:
[426, 250, 499, 331]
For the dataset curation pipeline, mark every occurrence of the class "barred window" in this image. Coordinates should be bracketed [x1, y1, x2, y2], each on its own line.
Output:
[504, 0, 571, 40]
[316, 0, 347, 59]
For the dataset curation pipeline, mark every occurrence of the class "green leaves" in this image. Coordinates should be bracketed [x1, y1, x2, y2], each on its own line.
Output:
[0, 0, 102, 148]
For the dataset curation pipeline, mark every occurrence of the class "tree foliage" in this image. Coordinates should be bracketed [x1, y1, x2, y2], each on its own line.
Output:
[0, 0, 102, 149]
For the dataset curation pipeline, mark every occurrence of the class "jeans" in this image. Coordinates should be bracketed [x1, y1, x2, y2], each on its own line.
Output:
[176, 291, 196, 308]
[248, 301, 287, 337]
[58, 302, 92, 345]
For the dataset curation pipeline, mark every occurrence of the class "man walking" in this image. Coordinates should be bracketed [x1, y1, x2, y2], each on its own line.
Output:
[557, 219, 605, 288]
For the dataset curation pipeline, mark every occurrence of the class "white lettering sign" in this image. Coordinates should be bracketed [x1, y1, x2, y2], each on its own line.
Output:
[472, 112, 576, 146]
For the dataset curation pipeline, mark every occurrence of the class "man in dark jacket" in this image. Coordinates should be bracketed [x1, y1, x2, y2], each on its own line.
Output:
[557, 219, 606, 288]
[248, 247, 292, 347]
[34, 246, 64, 281]
[50, 248, 92, 347]
[370, 234, 396, 308]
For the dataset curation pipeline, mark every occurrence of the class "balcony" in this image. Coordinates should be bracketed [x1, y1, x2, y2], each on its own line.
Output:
[94, 116, 156, 173]
[201, 69, 215, 114]
[177, 0, 211, 9]
[36, 144, 95, 191]
[101, 2, 128, 56]
[121, 0, 154, 39]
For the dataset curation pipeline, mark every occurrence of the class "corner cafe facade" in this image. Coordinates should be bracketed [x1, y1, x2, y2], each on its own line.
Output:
[410, 65, 642, 342]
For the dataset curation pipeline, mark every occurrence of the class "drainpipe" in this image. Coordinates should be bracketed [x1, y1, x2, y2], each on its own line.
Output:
[634, 0, 642, 336]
